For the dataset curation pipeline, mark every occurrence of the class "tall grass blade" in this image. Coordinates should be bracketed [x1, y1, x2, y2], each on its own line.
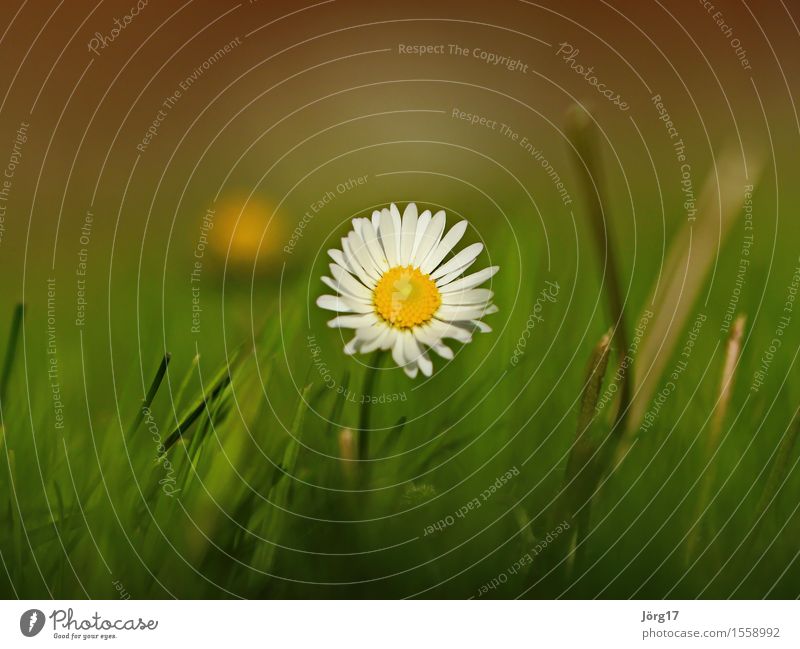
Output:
[377, 415, 407, 457]
[709, 314, 746, 450]
[685, 314, 746, 563]
[8, 449, 21, 575]
[628, 148, 763, 431]
[325, 370, 350, 437]
[755, 407, 800, 518]
[0, 303, 24, 406]
[247, 384, 312, 590]
[126, 353, 171, 437]
[172, 353, 200, 414]
[161, 347, 249, 454]
[279, 384, 312, 492]
[161, 371, 232, 454]
[182, 389, 232, 493]
[557, 329, 613, 576]
[566, 107, 631, 434]
[739, 408, 800, 565]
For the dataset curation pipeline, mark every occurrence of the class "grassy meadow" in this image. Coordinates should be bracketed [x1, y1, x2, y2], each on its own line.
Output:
[0, 0, 799, 601]
[1, 113, 798, 600]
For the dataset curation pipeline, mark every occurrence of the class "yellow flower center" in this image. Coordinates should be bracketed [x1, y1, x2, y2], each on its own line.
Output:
[373, 265, 441, 329]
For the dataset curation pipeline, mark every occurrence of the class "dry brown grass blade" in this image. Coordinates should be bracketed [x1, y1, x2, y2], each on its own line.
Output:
[709, 314, 747, 451]
[567, 329, 614, 479]
[338, 427, 356, 486]
[628, 147, 763, 432]
[685, 314, 746, 563]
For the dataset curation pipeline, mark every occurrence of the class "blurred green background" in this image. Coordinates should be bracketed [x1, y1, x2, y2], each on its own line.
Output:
[0, 0, 799, 598]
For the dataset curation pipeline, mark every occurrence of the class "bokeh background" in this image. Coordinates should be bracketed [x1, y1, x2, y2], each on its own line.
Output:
[0, 0, 799, 598]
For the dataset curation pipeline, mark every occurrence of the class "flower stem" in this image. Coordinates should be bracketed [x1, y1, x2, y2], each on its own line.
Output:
[358, 351, 383, 462]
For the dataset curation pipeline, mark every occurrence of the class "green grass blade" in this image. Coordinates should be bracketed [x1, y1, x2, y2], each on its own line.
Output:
[0, 303, 24, 406]
[172, 353, 200, 415]
[566, 107, 631, 432]
[161, 372, 232, 454]
[756, 407, 800, 518]
[8, 449, 21, 577]
[557, 329, 613, 575]
[377, 415, 407, 457]
[126, 353, 171, 437]
[324, 370, 350, 438]
[247, 384, 312, 589]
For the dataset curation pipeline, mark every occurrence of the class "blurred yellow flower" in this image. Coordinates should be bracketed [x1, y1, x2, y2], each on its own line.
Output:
[209, 193, 287, 273]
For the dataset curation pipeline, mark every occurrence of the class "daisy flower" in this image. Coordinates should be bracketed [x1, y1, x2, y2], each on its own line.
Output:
[316, 203, 498, 378]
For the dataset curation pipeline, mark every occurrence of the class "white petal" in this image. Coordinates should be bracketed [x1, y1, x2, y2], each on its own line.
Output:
[441, 288, 494, 306]
[380, 328, 399, 351]
[418, 355, 432, 377]
[400, 203, 418, 264]
[403, 364, 418, 379]
[344, 297, 375, 313]
[439, 266, 499, 292]
[429, 319, 472, 343]
[396, 334, 420, 378]
[317, 295, 354, 312]
[412, 210, 446, 267]
[435, 254, 490, 288]
[408, 334, 433, 376]
[390, 204, 402, 258]
[411, 324, 437, 348]
[361, 219, 389, 273]
[409, 209, 431, 262]
[435, 268, 467, 288]
[420, 220, 468, 274]
[342, 236, 377, 288]
[321, 276, 338, 292]
[328, 248, 347, 268]
[391, 333, 405, 367]
[452, 319, 494, 334]
[437, 304, 495, 321]
[430, 242, 483, 280]
[371, 210, 381, 231]
[346, 231, 381, 284]
[327, 313, 378, 329]
[432, 342, 453, 360]
[402, 330, 420, 365]
[360, 326, 391, 353]
[343, 337, 358, 355]
[330, 263, 372, 301]
[355, 323, 385, 344]
[379, 207, 399, 267]
[332, 243, 368, 286]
